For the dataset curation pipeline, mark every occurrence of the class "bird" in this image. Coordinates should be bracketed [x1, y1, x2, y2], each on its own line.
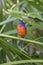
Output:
[17, 20, 27, 38]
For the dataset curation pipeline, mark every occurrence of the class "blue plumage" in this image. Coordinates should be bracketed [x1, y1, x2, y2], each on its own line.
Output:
[19, 20, 25, 27]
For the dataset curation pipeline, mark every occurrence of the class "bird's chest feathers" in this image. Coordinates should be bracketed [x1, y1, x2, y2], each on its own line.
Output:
[17, 25, 26, 36]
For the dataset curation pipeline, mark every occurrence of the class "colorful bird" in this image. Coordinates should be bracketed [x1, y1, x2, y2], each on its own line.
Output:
[17, 20, 27, 37]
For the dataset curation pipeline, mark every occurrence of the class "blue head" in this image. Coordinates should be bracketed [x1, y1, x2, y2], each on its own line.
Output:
[19, 20, 25, 27]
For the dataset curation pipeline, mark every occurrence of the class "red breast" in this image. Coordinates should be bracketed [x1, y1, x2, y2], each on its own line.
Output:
[17, 25, 26, 37]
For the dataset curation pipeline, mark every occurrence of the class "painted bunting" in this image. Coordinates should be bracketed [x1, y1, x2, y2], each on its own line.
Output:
[17, 20, 27, 37]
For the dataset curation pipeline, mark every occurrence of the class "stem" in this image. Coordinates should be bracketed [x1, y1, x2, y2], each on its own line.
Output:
[0, 34, 43, 45]
[1, 60, 43, 65]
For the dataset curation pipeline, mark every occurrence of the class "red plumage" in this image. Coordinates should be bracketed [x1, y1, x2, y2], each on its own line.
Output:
[17, 24, 26, 37]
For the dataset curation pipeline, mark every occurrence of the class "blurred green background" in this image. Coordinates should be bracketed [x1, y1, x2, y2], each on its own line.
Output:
[0, 0, 43, 65]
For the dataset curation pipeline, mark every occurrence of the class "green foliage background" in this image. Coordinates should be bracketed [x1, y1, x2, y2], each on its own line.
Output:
[0, 0, 43, 65]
